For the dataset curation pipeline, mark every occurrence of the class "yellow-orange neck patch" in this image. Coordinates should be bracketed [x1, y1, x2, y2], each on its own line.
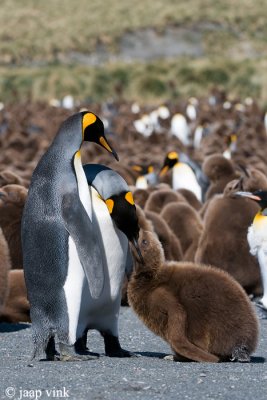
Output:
[148, 166, 154, 173]
[125, 191, 135, 205]
[82, 113, 97, 138]
[105, 199, 114, 214]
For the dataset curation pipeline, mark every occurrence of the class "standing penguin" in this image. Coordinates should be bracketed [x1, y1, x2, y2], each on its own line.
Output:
[82, 163, 142, 355]
[22, 112, 120, 361]
[159, 151, 202, 201]
[235, 190, 267, 310]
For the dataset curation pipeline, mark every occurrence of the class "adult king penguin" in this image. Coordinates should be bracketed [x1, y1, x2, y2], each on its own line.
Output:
[235, 190, 267, 311]
[82, 163, 142, 356]
[159, 151, 203, 201]
[22, 112, 120, 361]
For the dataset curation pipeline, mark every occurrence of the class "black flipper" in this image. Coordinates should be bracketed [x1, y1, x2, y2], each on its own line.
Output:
[61, 192, 104, 299]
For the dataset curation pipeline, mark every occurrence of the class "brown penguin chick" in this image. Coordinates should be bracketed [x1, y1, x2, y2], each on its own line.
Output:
[161, 202, 203, 261]
[203, 154, 239, 200]
[145, 210, 183, 261]
[0, 169, 25, 187]
[177, 188, 202, 211]
[0, 184, 27, 269]
[128, 229, 259, 363]
[144, 189, 186, 214]
[0, 269, 30, 323]
[0, 228, 11, 313]
[195, 180, 262, 296]
[132, 188, 150, 209]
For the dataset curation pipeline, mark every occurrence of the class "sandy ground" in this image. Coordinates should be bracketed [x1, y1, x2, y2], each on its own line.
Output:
[0, 306, 266, 400]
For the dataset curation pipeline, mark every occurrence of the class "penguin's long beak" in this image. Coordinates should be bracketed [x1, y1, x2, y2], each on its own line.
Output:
[235, 191, 261, 201]
[159, 165, 169, 177]
[131, 237, 145, 264]
[99, 136, 119, 161]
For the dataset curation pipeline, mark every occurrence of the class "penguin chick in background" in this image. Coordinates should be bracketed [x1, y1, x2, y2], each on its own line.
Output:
[128, 229, 259, 363]
[159, 152, 202, 201]
[22, 112, 119, 362]
[82, 163, 142, 356]
[235, 190, 267, 310]
[0, 270, 30, 323]
[0, 184, 27, 269]
[195, 179, 262, 296]
[0, 227, 11, 314]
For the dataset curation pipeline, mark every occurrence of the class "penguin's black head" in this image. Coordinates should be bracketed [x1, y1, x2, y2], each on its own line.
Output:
[159, 151, 178, 176]
[235, 190, 267, 209]
[82, 112, 119, 161]
[105, 191, 144, 263]
[131, 164, 154, 176]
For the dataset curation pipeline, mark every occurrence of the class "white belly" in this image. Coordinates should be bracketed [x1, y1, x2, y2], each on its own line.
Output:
[64, 172, 128, 343]
[172, 163, 202, 201]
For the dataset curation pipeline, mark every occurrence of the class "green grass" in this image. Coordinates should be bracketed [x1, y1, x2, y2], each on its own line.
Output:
[1, 0, 267, 103]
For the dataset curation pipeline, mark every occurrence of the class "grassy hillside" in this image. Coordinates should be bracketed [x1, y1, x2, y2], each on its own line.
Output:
[1, 0, 267, 104]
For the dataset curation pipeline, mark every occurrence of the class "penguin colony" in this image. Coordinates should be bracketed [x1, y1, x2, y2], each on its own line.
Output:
[0, 90, 267, 362]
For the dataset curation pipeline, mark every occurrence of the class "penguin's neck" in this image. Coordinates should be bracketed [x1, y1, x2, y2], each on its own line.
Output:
[74, 150, 92, 218]
[253, 209, 267, 226]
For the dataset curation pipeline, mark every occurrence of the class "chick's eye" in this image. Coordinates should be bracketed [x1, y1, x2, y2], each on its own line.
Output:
[142, 239, 148, 246]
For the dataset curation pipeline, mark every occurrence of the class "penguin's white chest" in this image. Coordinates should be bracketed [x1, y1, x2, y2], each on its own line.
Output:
[63, 156, 128, 343]
[172, 163, 201, 200]
[247, 215, 267, 255]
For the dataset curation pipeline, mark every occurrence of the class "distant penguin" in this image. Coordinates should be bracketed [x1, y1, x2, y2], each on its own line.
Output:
[131, 164, 157, 189]
[0, 184, 27, 269]
[195, 180, 262, 296]
[22, 112, 122, 361]
[235, 190, 267, 310]
[159, 152, 202, 201]
[0, 227, 11, 314]
[128, 229, 259, 363]
[170, 113, 189, 145]
[0, 269, 30, 323]
[82, 163, 142, 355]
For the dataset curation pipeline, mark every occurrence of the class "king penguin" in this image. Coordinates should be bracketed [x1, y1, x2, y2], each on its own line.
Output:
[21, 112, 119, 361]
[235, 190, 267, 311]
[82, 163, 142, 356]
[159, 151, 203, 201]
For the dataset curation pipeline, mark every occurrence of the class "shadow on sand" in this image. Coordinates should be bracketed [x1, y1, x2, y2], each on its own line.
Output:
[0, 323, 30, 333]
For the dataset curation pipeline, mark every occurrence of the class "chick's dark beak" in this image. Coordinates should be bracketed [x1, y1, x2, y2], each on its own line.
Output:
[131, 237, 145, 264]
[99, 136, 119, 161]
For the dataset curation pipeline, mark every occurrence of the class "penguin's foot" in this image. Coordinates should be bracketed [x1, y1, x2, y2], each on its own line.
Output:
[101, 332, 137, 358]
[230, 345, 250, 363]
[45, 337, 60, 361]
[59, 343, 99, 362]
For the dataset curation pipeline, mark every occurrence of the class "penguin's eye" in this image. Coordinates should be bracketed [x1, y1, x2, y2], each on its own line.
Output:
[125, 192, 135, 205]
[105, 199, 114, 214]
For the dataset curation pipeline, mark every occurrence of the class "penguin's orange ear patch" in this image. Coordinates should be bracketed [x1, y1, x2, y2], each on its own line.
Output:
[168, 151, 178, 160]
[125, 191, 135, 205]
[148, 165, 154, 173]
[132, 165, 142, 172]
[105, 199, 114, 214]
[82, 113, 97, 136]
